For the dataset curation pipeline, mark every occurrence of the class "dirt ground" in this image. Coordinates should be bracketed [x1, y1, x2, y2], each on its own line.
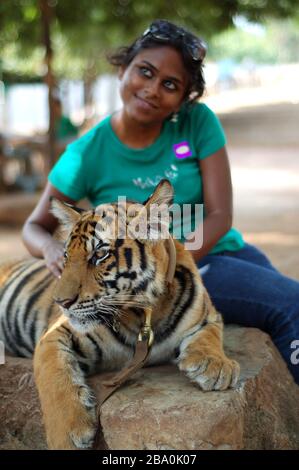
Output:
[224, 102, 299, 280]
[0, 101, 298, 280]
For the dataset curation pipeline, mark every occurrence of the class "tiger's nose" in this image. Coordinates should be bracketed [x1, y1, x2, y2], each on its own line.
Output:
[55, 295, 78, 309]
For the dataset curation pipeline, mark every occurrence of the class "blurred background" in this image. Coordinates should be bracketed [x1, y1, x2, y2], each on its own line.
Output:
[0, 0, 299, 278]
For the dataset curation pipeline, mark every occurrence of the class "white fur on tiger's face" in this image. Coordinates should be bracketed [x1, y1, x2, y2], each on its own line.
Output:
[0, 180, 240, 450]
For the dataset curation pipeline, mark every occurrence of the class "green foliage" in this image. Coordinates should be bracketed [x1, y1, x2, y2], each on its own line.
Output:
[209, 18, 299, 64]
[0, 0, 41, 51]
[1, 0, 299, 81]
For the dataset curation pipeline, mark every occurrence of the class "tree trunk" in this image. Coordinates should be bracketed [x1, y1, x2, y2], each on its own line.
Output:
[39, 0, 56, 173]
[83, 78, 94, 118]
[83, 61, 97, 121]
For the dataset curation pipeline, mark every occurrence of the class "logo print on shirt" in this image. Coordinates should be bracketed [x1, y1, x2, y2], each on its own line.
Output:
[173, 141, 192, 159]
[132, 164, 178, 189]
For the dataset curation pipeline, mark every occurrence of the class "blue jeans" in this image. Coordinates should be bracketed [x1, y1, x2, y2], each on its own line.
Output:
[197, 243, 299, 385]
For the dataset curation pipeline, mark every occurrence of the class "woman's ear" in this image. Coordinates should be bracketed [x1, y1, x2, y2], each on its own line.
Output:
[118, 65, 126, 80]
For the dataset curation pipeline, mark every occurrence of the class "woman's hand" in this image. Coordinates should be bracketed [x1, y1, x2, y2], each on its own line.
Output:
[42, 239, 64, 278]
[22, 182, 77, 276]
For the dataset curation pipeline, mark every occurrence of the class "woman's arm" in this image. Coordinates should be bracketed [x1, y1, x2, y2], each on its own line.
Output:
[185, 146, 233, 263]
[22, 182, 77, 277]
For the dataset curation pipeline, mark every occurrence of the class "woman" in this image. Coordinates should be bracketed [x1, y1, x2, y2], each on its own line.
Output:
[22, 19, 299, 385]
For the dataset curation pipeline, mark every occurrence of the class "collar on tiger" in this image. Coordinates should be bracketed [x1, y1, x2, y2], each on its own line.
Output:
[164, 235, 176, 285]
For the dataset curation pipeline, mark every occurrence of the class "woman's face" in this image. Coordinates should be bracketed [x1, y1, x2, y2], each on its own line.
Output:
[118, 46, 189, 126]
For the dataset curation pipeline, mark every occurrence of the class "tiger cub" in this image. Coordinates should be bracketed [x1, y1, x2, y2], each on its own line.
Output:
[0, 179, 239, 449]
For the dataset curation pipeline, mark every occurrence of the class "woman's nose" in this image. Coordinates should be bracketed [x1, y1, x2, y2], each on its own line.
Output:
[145, 79, 160, 98]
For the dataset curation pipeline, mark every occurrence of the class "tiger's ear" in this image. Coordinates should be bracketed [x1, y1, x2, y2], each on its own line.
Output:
[49, 197, 83, 238]
[143, 179, 174, 208]
[128, 179, 174, 242]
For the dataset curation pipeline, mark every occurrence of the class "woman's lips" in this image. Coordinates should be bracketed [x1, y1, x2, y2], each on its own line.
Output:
[134, 95, 157, 111]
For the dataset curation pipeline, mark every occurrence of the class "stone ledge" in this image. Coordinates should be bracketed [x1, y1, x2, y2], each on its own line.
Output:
[0, 193, 40, 226]
[1, 326, 298, 450]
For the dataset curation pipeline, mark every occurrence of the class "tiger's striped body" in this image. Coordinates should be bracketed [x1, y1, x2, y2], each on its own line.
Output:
[0, 180, 239, 449]
[0, 259, 57, 357]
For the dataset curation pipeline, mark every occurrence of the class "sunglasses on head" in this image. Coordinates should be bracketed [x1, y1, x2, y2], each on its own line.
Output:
[142, 23, 207, 61]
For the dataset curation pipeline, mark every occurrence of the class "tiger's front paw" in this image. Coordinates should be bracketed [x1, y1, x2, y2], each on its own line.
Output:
[178, 351, 240, 391]
[45, 385, 97, 449]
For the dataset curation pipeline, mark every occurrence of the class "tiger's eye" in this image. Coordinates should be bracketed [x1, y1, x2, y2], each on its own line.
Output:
[96, 247, 109, 258]
[89, 249, 110, 266]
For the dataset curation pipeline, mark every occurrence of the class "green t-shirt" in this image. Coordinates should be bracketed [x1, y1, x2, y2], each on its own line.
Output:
[49, 102, 244, 254]
[55, 116, 78, 140]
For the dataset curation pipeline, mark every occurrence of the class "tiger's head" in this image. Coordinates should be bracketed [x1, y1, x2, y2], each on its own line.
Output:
[51, 179, 176, 333]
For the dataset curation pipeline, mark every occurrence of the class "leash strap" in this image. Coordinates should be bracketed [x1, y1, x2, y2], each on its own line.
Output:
[92, 331, 152, 449]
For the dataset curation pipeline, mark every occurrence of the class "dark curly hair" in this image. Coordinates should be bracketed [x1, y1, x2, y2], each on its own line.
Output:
[107, 19, 206, 106]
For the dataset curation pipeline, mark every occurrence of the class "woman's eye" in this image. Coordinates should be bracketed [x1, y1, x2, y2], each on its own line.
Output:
[139, 66, 152, 78]
[164, 80, 176, 91]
